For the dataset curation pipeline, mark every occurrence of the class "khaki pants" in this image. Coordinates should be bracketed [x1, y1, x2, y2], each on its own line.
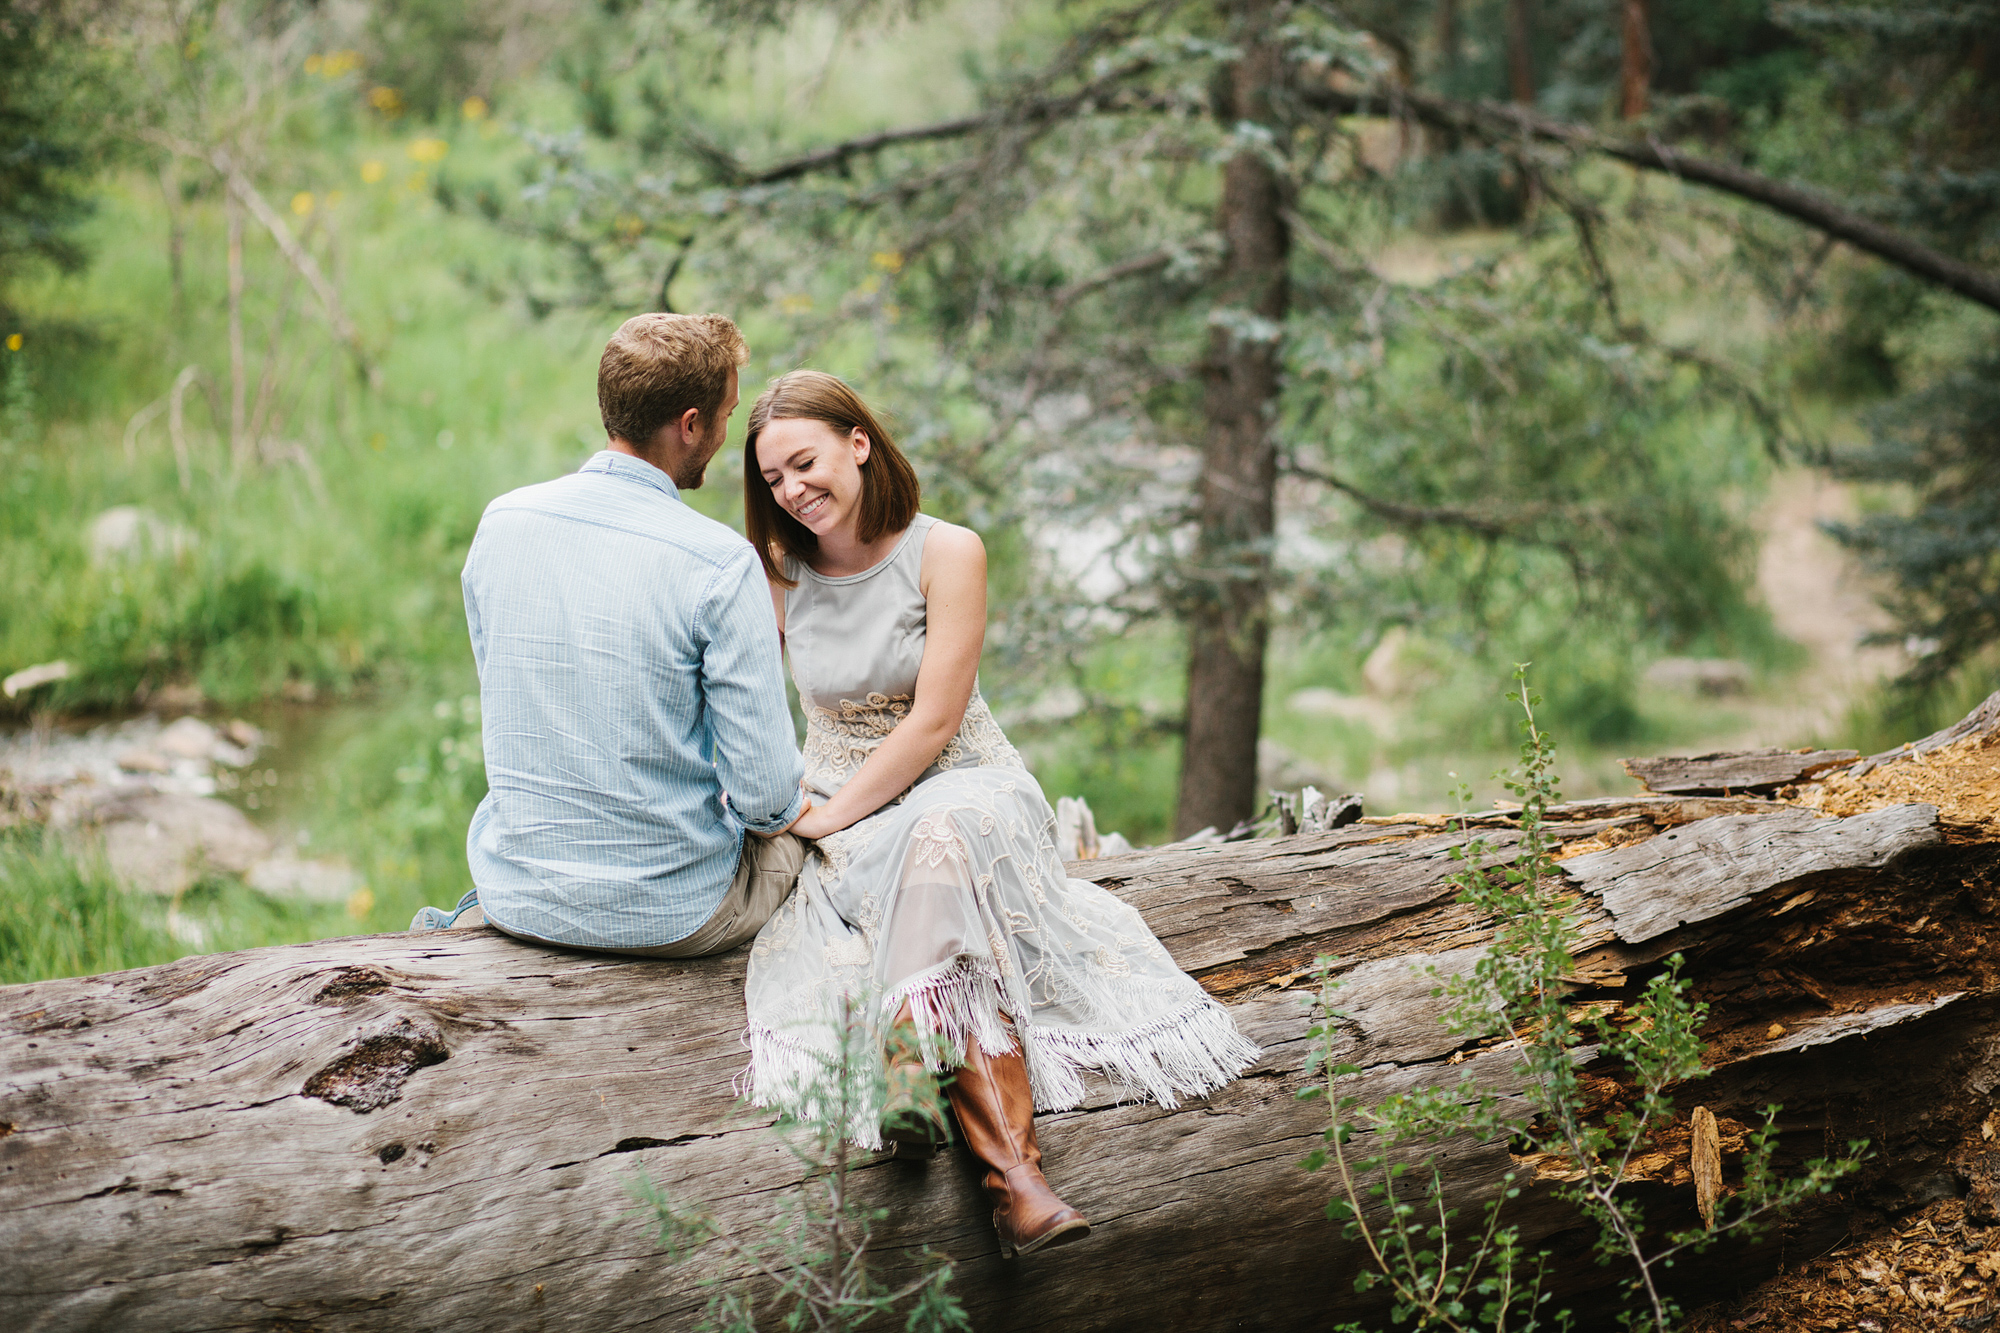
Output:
[486, 833, 805, 959]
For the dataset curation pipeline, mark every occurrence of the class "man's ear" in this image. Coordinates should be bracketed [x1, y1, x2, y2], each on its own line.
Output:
[678, 405, 703, 445]
[851, 428, 872, 466]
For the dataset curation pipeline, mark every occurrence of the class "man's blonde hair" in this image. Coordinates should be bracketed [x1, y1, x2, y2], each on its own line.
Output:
[597, 313, 749, 447]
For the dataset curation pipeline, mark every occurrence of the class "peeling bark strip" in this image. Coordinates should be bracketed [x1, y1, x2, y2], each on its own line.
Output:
[3, 706, 2000, 1331]
[1563, 803, 1943, 943]
[1621, 748, 1861, 796]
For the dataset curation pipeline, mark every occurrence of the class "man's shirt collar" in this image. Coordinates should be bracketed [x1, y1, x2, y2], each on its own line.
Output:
[580, 449, 681, 501]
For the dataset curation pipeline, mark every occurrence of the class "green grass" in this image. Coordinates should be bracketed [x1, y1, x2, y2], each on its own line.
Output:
[1, 9, 1984, 984]
[0, 830, 179, 985]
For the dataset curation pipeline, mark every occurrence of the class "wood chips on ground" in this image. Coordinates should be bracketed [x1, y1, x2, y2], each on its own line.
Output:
[1686, 1195, 1999, 1333]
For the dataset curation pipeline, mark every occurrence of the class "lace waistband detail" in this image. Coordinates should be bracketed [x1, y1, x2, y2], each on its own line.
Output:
[803, 690, 1024, 797]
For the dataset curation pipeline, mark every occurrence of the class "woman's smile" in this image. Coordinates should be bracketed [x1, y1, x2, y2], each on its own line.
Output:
[794, 490, 831, 521]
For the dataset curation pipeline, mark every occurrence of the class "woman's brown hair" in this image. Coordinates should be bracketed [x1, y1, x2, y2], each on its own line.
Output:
[743, 370, 922, 587]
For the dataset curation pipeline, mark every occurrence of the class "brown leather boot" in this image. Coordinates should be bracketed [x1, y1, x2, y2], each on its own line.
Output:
[881, 1003, 949, 1159]
[945, 1038, 1090, 1258]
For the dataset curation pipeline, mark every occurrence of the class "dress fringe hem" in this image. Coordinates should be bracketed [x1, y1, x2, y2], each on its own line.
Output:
[741, 971, 1260, 1143]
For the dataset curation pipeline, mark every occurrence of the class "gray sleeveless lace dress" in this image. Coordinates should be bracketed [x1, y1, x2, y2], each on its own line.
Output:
[743, 514, 1258, 1143]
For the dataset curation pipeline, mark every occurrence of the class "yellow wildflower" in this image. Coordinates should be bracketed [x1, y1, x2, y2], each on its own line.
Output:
[871, 250, 904, 273]
[368, 86, 404, 117]
[360, 160, 386, 184]
[462, 96, 489, 121]
[5, 333, 20, 351]
[290, 192, 314, 217]
[304, 54, 323, 75]
[406, 137, 449, 164]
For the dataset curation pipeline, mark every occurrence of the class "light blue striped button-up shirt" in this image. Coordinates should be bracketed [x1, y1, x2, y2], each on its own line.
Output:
[462, 451, 806, 949]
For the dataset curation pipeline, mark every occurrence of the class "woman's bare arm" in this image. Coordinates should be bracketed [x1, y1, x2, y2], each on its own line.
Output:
[789, 522, 985, 840]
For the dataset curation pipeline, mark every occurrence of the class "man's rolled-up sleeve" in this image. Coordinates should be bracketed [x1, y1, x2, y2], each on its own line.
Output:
[697, 549, 807, 834]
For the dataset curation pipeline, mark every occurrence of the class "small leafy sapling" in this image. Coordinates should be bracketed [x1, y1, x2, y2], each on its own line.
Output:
[630, 996, 968, 1333]
[1303, 668, 1866, 1331]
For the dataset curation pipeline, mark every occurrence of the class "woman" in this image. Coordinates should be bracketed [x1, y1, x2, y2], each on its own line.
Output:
[741, 370, 1258, 1259]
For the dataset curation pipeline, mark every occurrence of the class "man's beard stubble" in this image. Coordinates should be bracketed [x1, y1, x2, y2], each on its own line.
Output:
[667, 424, 726, 491]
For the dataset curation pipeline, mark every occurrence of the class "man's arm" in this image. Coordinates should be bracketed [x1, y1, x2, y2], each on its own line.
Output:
[461, 533, 488, 679]
[698, 549, 808, 836]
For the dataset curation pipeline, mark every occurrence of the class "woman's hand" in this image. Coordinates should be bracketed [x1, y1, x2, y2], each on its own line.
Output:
[787, 802, 840, 842]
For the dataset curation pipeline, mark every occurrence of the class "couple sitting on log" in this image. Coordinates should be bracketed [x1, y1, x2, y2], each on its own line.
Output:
[413, 313, 1259, 1259]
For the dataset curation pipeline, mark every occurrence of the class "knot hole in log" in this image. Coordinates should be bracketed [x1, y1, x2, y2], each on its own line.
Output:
[302, 1016, 450, 1112]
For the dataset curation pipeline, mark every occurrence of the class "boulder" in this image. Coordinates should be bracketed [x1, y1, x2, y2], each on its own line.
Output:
[246, 856, 361, 904]
[92, 793, 273, 896]
[86, 505, 195, 565]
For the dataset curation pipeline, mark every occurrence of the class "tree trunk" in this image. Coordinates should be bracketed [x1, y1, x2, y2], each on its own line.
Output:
[1436, 0, 1460, 78]
[1176, 0, 1290, 839]
[6, 695, 1999, 1332]
[1506, 0, 1536, 105]
[1620, 0, 1653, 119]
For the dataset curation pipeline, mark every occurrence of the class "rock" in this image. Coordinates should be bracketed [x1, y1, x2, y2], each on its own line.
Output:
[148, 683, 206, 711]
[222, 720, 265, 751]
[114, 749, 171, 775]
[1258, 738, 1337, 794]
[1642, 657, 1753, 698]
[155, 717, 219, 762]
[1287, 687, 1393, 731]
[1361, 626, 1428, 699]
[93, 793, 272, 896]
[86, 506, 194, 565]
[246, 856, 360, 904]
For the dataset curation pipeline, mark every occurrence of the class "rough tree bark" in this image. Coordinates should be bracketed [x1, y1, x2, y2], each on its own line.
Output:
[1620, 0, 1652, 120]
[1176, 0, 1291, 839]
[5, 695, 1999, 1332]
[1506, 0, 1536, 105]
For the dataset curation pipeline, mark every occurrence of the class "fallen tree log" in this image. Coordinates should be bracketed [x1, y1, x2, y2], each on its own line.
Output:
[4, 695, 2000, 1332]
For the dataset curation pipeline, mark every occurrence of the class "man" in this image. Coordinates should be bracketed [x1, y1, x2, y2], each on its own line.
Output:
[415, 312, 809, 956]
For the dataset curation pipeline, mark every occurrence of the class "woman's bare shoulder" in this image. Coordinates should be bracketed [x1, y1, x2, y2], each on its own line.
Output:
[923, 518, 984, 558]
[919, 518, 986, 586]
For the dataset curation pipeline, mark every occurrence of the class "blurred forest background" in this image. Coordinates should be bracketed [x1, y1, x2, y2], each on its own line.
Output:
[1, 0, 1996, 983]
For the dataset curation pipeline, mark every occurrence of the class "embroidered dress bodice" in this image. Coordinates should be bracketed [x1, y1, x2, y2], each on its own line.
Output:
[746, 513, 1257, 1145]
[784, 514, 1019, 802]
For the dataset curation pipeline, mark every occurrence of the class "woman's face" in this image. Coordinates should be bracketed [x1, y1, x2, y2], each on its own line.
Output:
[756, 417, 872, 539]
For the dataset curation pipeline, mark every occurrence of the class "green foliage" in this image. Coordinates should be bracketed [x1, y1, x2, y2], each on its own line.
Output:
[364, 0, 498, 123]
[1825, 341, 2000, 695]
[630, 998, 968, 1333]
[0, 2, 117, 299]
[0, 827, 179, 986]
[1300, 672, 1866, 1331]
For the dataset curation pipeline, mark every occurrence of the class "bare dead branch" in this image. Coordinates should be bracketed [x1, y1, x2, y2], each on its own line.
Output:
[142, 130, 378, 383]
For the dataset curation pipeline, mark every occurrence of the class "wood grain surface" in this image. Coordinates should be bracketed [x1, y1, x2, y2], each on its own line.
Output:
[3, 791, 1995, 1332]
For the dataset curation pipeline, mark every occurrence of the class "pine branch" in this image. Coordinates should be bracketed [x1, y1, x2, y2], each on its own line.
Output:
[1298, 82, 2000, 316]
